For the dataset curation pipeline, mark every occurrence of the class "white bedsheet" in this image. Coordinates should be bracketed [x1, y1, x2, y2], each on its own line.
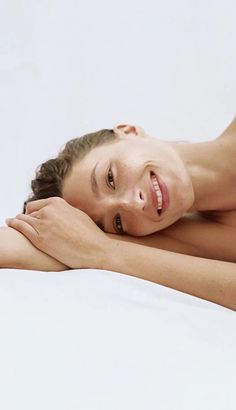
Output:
[0, 268, 235, 410]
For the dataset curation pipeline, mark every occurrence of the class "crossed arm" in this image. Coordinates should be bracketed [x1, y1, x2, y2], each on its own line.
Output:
[0, 222, 198, 272]
[1, 226, 236, 311]
[0, 227, 67, 271]
[1, 212, 236, 311]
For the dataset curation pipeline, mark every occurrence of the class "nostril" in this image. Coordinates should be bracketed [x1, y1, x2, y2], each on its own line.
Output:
[139, 191, 143, 200]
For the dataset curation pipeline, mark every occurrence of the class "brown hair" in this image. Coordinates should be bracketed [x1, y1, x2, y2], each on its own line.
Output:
[23, 128, 118, 213]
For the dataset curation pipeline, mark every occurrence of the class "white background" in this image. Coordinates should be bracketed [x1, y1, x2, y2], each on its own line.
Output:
[0, 0, 235, 220]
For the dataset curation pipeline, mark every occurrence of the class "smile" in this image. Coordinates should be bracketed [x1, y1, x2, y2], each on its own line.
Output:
[151, 173, 163, 211]
[150, 171, 170, 214]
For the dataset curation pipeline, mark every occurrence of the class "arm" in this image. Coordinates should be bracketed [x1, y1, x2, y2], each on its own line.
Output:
[106, 228, 201, 258]
[103, 238, 236, 311]
[6, 198, 236, 310]
[0, 227, 68, 271]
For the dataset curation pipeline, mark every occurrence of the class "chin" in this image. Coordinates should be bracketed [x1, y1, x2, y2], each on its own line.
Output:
[135, 227, 160, 237]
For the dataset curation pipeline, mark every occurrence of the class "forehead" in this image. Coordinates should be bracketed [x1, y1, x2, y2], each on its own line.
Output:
[91, 138, 133, 155]
[74, 138, 132, 169]
[62, 142, 116, 200]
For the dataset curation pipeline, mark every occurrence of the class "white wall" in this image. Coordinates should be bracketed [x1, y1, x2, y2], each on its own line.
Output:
[0, 0, 235, 220]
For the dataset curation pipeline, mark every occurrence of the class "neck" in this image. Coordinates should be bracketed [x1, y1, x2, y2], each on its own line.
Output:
[168, 138, 222, 212]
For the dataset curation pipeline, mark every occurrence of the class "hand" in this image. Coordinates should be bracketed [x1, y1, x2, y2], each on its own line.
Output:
[6, 197, 110, 269]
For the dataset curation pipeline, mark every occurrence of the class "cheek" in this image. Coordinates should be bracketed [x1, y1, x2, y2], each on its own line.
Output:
[131, 220, 156, 236]
[121, 160, 138, 173]
[79, 201, 99, 220]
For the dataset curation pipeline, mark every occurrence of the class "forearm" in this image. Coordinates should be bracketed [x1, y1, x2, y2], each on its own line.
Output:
[0, 227, 68, 271]
[103, 239, 236, 311]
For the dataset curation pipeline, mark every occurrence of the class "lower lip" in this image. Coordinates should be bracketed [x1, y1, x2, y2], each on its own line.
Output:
[156, 174, 170, 214]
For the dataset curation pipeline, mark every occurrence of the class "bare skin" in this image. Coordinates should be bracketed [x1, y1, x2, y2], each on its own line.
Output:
[157, 114, 236, 262]
[4, 196, 236, 310]
[60, 116, 236, 262]
[2, 115, 236, 268]
[2, 116, 236, 310]
[0, 226, 66, 271]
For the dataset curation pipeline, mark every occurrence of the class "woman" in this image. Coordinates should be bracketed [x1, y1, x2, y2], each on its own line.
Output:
[1, 118, 236, 310]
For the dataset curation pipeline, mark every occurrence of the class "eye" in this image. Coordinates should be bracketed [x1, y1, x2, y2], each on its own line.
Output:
[107, 167, 124, 234]
[107, 168, 115, 189]
[114, 214, 124, 234]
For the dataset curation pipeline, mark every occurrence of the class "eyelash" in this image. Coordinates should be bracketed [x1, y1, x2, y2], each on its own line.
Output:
[107, 167, 124, 234]
[107, 168, 115, 189]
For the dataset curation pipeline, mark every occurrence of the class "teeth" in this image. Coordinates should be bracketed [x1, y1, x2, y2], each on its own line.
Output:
[151, 175, 163, 210]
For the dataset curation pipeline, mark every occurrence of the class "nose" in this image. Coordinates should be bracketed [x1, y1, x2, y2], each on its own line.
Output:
[118, 190, 145, 212]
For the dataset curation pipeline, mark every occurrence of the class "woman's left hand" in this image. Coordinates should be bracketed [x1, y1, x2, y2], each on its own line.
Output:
[6, 197, 110, 269]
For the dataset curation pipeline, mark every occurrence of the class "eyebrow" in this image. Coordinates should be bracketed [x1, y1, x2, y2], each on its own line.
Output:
[91, 162, 101, 199]
[91, 162, 105, 230]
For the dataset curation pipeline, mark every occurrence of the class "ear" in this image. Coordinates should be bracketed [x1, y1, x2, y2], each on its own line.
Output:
[113, 124, 146, 138]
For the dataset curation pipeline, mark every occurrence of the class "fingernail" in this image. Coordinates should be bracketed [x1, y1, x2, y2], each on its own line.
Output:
[5, 218, 11, 225]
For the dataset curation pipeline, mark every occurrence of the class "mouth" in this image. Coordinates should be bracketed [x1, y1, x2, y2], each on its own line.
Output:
[150, 171, 170, 215]
[150, 172, 163, 215]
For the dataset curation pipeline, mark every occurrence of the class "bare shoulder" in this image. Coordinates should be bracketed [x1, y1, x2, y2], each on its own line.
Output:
[217, 114, 236, 141]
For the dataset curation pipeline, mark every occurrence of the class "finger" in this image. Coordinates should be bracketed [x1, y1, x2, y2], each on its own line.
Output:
[5, 217, 39, 242]
[27, 211, 40, 218]
[25, 198, 52, 214]
[14, 214, 40, 234]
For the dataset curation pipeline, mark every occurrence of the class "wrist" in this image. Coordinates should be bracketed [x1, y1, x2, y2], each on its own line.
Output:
[97, 235, 119, 271]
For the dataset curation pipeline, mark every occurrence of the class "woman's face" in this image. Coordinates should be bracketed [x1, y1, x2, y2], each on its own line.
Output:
[62, 125, 194, 236]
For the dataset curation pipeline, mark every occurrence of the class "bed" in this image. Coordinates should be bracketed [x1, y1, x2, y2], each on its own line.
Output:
[0, 267, 235, 410]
